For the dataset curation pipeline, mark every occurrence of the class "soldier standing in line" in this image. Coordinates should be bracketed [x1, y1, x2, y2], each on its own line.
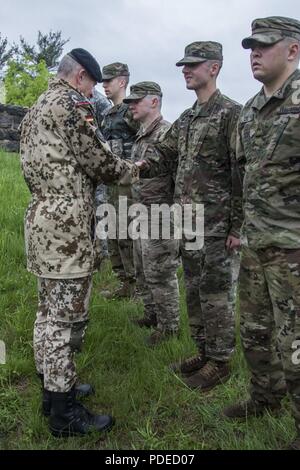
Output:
[90, 88, 112, 265]
[124, 81, 180, 346]
[20, 48, 138, 437]
[101, 62, 139, 299]
[138, 42, 243, 391]
[222, 16, 300, 451]
[91, 88, 111, 125]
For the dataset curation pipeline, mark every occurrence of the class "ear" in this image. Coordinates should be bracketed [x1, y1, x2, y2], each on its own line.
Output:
[152, 96, 159, 108]
[118, 77, 126, 89]
[288, 42, 300, 61]
[210, 62, 220, 77]
[77, 68, 86, 83]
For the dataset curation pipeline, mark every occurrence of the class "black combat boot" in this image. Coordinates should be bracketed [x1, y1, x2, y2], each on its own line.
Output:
[49, 387, 114, 437]
[38, 374, 95, 417]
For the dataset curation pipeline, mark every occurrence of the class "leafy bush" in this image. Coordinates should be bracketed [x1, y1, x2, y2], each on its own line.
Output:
[4, 58, 51, 107]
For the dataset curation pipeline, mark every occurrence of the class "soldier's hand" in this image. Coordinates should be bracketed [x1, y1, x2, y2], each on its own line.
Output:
[226, 235, 241, 251]
[135, 160, 149, 170]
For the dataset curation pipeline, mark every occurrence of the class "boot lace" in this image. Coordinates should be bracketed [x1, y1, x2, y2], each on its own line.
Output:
[184, 354, 203, 367]
[199, 361, 219, 379]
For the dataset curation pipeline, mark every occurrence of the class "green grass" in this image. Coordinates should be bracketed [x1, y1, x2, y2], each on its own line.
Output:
[0, 150, 294, 450]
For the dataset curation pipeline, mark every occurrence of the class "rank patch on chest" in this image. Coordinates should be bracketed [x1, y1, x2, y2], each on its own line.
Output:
[278, 106, 300, 115]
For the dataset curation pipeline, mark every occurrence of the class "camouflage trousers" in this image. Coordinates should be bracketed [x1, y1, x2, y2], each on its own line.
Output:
[107, 185, 135, 282]
[181, 236, 235, 362]
[34, 276, 92, 392]
[239, 245, 300, 432]
[94, 183, 109, 265]
[133, 229, 180, 333]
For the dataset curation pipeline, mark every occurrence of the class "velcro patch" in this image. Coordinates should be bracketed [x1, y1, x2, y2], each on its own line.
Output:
[278, 106, 300, 115]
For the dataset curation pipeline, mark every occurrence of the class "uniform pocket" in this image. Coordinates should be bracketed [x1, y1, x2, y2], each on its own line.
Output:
[264, 116, 289, 160]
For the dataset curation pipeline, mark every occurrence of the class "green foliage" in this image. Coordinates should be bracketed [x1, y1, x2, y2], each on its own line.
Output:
[17, 30, 69, 70]
[0, 33, 16, 71]
[0, 80, 5, 104]
[4, 59, 51, 107]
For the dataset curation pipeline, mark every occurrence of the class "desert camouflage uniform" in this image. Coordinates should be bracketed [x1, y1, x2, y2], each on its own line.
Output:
[101, 103, 138, 286]
[34, 277, 92, 391]
[154, 90, 242, 361]
[237, 68, 300, 431]
[131, 116, 180, 333]
[20, 77, 137, 392]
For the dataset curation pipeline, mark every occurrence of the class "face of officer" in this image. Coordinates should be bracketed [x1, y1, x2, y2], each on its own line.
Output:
[250, 39, 300, 85]
[102, 77, 126, 101]
[182, 61, 220, 91]
[76, 68, 97, 98]
[128, 95, 159, 123]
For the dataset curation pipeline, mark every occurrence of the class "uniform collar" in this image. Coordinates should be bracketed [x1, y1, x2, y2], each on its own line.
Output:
[251, 69, 300, 111]
[189, 89, 221, 118]
[106, 103, 127, 114]
[136, 115, 163, 139]
[49, 77, 86, 99]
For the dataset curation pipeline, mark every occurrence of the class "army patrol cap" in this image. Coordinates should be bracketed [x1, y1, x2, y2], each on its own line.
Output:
[68, 48, 102, 82]
[102, 62, 130, 80]
[176, 41, 223, 66]
[242, 16, 300, 49]
[123, 81, 162, 103]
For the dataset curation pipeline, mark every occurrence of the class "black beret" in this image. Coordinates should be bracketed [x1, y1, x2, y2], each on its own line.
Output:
[68, 48, 102, 83]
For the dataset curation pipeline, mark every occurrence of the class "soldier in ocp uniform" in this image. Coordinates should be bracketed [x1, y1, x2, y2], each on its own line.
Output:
[91, 88, 111, 126]
[139, 42, 243, 391]
[20, 48, 138, 437]
[222, 16, 300, 451]
[124, 82, 180, 346]
[90, 89, 112, 265]
[101, 62, 139, 298]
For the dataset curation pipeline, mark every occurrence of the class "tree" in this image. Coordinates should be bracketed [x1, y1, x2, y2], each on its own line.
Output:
[0, 33, 16, 71]
[17, 30, 69, 70]
[4, 59, 51, 107]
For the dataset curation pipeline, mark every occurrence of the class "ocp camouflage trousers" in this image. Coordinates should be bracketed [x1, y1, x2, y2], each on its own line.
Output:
[180, 236, 235, 362]
[133, 234, 180, 333]
[34, 276, 92, 392]
[239, 245, 300, 432]
[107, 185, 135, 282]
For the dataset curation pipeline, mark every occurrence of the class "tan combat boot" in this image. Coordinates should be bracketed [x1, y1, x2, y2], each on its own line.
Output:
[184, 359, 230, 391]
[101, 279, 135, 300]
[132, 315, 157, 328]
[146, 329, 177, 347]
[170, 349, 207, 376]
[222, 399, 281, 419]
